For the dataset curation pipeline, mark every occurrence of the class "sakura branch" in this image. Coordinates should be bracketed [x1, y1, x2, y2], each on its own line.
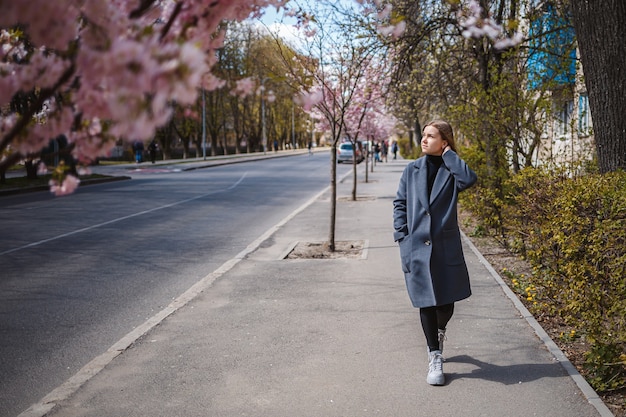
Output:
[0, 0, 286, 195]
[458, 0, 524, 49]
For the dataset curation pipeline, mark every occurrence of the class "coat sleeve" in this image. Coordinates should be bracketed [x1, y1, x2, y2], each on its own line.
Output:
[393, 166, 409, 242]
[442, 150, 477, 191]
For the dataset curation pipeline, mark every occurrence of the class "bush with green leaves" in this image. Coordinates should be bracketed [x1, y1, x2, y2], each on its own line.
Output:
[468, 166, 626, 392]
[397, 137, 421, 160]
[458, 142, 511, 241]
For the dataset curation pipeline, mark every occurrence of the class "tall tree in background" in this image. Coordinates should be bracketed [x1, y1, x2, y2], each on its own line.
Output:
[173, 21, 308, 158]
[343, 59, 397, 192]
[389, 0, 625, 175]
[569, 0, 626, 173]
[280, 0, 400, 251]
[387, 0, 582, 233]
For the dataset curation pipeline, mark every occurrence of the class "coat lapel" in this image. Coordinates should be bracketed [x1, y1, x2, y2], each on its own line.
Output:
[430, 165, 451, 205]
[413, 159, 430, 210]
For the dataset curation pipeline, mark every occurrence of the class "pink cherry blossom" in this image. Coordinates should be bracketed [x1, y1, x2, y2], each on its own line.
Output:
[0, 0, 287, 194]
[37, 163, 48, 175]
[297, 89, 324, 111]
[49, 175, 81, 196]
[458, 0, 522, 49]
[232, 77, 257, 97]
[392, 21, 407, 38]
[377, 4, 393, 19]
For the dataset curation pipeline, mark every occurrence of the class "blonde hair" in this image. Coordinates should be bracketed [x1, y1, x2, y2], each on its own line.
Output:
[424, 120, 456, 152]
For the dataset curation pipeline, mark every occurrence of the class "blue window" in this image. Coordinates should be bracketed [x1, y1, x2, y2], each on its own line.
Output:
[578, 94, 591, 135]
[555, 100, 574, 136]
[527, 5, 576, 89]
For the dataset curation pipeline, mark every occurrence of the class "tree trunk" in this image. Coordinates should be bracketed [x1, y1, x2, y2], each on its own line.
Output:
[329, 143, 337, 252]
[570, 0, 626, 173]
[25, 159, 39, 179]
[414, 119, 422, 149]
[181, 138, 189, 159]
[364, 141, 369, 183]
[352, 143, 358, 201]
[210, 134, 218, 156]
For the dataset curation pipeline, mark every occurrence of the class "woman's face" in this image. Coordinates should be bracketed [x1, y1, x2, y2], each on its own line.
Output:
[421, 125, 448, 156]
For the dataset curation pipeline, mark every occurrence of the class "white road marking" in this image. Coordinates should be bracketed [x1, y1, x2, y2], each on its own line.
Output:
[0, 172, 249, 256]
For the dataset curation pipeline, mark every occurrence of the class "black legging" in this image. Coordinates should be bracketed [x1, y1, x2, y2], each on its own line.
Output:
[420, 303, 455, 351]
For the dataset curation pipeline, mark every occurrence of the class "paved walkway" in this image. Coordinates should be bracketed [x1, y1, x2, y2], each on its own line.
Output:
[18, 155, 612, 417]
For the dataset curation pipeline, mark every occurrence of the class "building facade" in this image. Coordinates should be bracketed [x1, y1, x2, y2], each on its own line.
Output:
[527, 3, 594, 170]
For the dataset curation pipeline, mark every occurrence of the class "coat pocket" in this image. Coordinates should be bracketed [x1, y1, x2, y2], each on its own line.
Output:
[398, 236, 411, 273]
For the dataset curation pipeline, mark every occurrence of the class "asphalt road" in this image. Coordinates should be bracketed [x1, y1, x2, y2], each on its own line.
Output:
[0, 151, 348, 417]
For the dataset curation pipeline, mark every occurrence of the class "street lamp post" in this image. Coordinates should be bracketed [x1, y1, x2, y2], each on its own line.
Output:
[202, 88, 207, 160]
[311, 114, 315, 148]
[261, 78, 267, 154]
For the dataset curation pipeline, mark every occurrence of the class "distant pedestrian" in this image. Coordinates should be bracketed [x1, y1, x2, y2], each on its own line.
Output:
[148, 140, 158, 164]
[308, 140, 313, 155]
[274, 139, 279, 152]
[392, 141, 398, 160]
[393, 119, 477, 386]
[381, 140, 388, 162]
[133, 140, 144, 163]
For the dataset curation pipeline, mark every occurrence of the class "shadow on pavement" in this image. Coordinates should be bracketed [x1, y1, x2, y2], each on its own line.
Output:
[446, 354, 567, 385]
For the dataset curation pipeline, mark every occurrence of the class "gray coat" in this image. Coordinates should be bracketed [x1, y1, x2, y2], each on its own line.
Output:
[393, 151, 477, 308]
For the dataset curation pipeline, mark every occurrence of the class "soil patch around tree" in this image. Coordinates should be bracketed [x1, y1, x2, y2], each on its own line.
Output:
[285, 240, 365, 259]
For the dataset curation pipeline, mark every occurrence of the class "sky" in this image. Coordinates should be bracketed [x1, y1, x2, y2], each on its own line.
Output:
[255, 4, 301, 48]
[254, 0, 363, 51]
[259, 4, 293, 26]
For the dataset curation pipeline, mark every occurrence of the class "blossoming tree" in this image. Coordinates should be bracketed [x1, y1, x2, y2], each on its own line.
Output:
[341, 58, 397, 192]
[276, 0, 403, 250]
[0, 0, 284, 194]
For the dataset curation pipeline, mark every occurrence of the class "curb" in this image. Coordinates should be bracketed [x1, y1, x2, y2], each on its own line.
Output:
[180, 149, 316, 171]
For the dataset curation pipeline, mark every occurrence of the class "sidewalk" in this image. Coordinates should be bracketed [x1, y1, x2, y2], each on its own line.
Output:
[24, 158, 611, 417]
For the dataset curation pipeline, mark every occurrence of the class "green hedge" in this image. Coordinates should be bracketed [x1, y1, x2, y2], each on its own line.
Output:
[397, 137, 421, 160]
[466, 167, 626, 392]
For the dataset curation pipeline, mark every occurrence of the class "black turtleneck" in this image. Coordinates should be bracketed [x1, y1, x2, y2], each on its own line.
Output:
[426, 155, 444, 198]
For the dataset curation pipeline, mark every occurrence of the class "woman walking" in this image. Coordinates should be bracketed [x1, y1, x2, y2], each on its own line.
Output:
[392, 120, 477, 385]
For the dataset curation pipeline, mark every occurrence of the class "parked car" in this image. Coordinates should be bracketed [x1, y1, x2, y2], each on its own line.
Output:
[336, 142, 363, 163]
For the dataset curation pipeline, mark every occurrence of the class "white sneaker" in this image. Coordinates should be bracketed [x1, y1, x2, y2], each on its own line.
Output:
[427, 350, 445, 385]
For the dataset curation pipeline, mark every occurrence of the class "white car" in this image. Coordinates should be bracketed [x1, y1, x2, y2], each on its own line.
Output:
[336, 142, 363, 163]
